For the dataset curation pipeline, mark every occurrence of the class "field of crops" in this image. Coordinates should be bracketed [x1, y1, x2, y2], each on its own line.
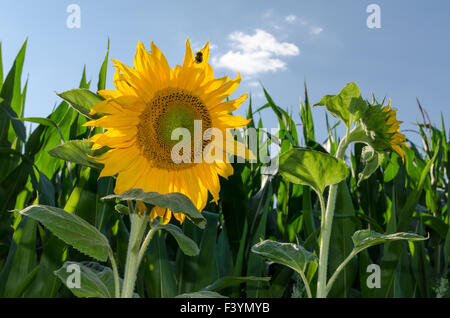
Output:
[0, 39, 448, 300]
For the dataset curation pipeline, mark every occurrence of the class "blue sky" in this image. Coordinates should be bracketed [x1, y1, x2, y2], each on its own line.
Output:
[1, 0, 449, 145]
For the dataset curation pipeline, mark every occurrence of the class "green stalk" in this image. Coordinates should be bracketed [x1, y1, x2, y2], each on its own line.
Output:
[108, 249, 120, 298]
[137, 227, 157, 267]
[316, 132, 350, 298]
[121, 209, 148, 298]
[325, 250, 357, 295]
[297, 269, 313, 298]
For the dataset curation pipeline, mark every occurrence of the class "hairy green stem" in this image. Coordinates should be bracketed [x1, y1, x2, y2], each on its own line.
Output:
[121, 212, 148, 298]
[298, 268, 313, 298]
[316, 132, 350, 298]
[325, 250, 357, 295]
[137, 227, 157, 267]
[108, 249, 120, 298]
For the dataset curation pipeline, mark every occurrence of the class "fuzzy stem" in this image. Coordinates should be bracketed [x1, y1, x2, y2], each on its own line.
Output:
[121, 212, 147, 298]
[325, 251, 357, 295]
[316, 132, 350, 298]
[137, 227, 157, 267]
[298, 269, 313, 298]
[108, 249, 120, 298]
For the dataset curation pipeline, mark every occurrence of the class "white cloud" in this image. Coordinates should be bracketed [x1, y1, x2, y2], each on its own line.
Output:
[285, 14, 297, 23]
[310, 26, 323, 35]
[213, 29, 299, 76]
[229, 29, 299, 56]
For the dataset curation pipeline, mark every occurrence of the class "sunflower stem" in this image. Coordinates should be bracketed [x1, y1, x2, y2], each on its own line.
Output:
[108, 249, 121, 298]
[137, 227, 157, 268]
[316, 131, 350, 298]
[121, 211, 148, 298]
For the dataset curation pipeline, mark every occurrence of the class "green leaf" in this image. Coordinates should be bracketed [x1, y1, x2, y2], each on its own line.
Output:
[314, 82, 367, 127]
[0, 99, 26, 142]
[23, 232, 65, 298]
[143, 231, 177, 297]
[175, 291, 227, 298]
[246, 179, 273, 297]
[56, 88, 104, 119]
[0, 40, 27, 144]
[300, 81, 315, 142]
[357, 146, 384, 186]
[175, 212, 220, 294]
[114, 204, 129, 215]
[352, 229, 427, 254]
[102, 189, 206, 229]
[0, 217, 37, 297]
[152, 221, 199, 256]
[54, 262, 119, 298]
[251, 240, 317, 274]
[48, 139, 107, 169]
[17, 117, 64, 142]
[0, 43, 3, 92]
[202, 276, 270, 292]
[326, 229, 428, 296]
[15, 205, 111, 262]
[97, 39, 110, 91]
[375, 149, 437, 297]
[279, 148, 349, 194]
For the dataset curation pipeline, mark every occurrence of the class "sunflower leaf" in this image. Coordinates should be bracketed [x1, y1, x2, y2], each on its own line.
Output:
[48, 139, 108, 170]
[114, 204, 129, 215]
[54, 262, 115, 298]
[352, 230, 428, 254]
[15, 205, 111, 262]
[102, 189, 206, 229]
[357, 146, 384, 186]
[56, 88, 104, 119]
[314, 82, 367, 127]
[279, 148, 349, 195]
[54, 261, 140, 298]
[151, 221, 200, 256]
[251, 240, 317, 274]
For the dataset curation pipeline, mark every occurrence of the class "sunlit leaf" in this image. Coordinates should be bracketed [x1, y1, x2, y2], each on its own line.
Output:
[56, 88, 104, 119]
[251, 240, 317, 274]
[352, 229, 427, 254]
[357, 145, 384, 186]
[314, 82, 367, 127]
[48, 139, 107, 169]
[279, 148, 349, 194]
[16, 205, 111, 261]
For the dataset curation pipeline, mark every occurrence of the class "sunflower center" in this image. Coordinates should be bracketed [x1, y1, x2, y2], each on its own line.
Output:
[137, 88, 212, 170]
[159, 103, 197, 147]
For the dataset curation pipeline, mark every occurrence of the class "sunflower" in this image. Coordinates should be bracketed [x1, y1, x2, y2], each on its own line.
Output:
[361, 99, 408, 161]
[85, 40, 254, 224]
